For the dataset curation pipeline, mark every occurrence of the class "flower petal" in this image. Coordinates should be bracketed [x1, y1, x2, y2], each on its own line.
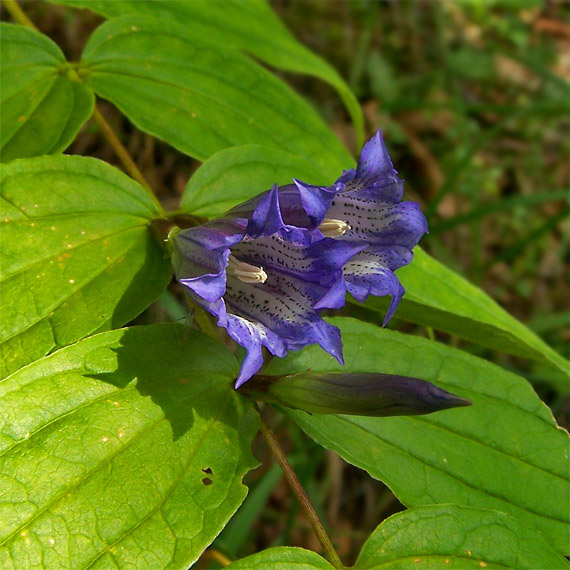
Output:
[193, 297, 287, 388]
[342, 130, 404, 202]
[327, 196, 428, 248]
[230, 234, 365, 287]
[184, 218, 247, 250]
[245, 183, 284, 238]
[343, 247, 407, 325]
[292, 179, 337, 227]
[173, 232, 231, 303]
[224, 270, 343, 362]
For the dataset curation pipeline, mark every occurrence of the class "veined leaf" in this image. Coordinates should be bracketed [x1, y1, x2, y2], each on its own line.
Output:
[181, 145, 326, 218]
[362, 248, 569, 379]
[80, 17, 352, 172]
[268, 318, 569, 554]
[0, 155, 170, 378]
[225, 546, 334, 570]
[49, 0, 363, 145]
[0, 23, 93, 163]
[0, 324, 258, 570]
[355, 505, 569, 570]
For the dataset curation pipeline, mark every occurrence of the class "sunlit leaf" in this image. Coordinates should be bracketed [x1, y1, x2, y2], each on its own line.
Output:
[269, 318, 569, 554]
[355, 505, 569, 570]
[225, 546, 334, 570]
[0, 324, 258, 570]
[0, 155, 170, 378]
[80, 17, 351, 172]
[49, 0, 363, 144]
[0, 23, 93, 163]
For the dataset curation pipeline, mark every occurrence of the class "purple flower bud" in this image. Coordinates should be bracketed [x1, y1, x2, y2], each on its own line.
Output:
[239, 372, 471, 417]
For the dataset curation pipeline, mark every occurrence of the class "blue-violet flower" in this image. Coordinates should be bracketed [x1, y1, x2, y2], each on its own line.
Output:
[230, 130, 429, 324]
[172, 186, 363, 387]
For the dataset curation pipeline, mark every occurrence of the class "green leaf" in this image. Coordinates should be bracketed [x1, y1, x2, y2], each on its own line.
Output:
[80, 17, 352, 172]
[267, 318, 570, 555]
[225, 547, 334, 570]
[0, 155, 171, 378]
[361, 248, 569, 378]
[49, 0, 363, 145]
[355, 505, 569, 570]
[0, 324, 259, 570]
[181, 145, 327, 218]
[0, 23, 94, 163]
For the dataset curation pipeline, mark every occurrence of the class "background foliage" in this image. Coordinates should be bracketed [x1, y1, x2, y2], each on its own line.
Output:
[0, 1, 568, 569]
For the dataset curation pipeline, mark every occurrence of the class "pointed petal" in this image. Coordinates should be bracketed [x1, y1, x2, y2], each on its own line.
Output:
[173, 232, 231, 303]
[292, 179, 337, 227]
[355, 130, 399, 186]
[246, 183, 285, 238]
[225, 314, 287, 388]
[314, 275, 347, 310]
[343, 248, 406, 324]
[195, 297, 287, 388]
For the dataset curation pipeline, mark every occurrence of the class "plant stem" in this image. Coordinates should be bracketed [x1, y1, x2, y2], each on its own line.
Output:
[202, 549, 231, 567]
[91, 106, 164, 214]
[3, 0, 164, 215]
[2, 0, 38, 29]
[258, 414, 343, 569]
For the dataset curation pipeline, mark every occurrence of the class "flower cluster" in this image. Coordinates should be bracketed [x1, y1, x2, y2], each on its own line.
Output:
[172, 131, 428, 387]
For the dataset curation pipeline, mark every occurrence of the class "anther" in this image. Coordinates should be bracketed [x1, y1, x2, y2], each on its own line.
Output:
[228, 255, 268, 284]
[318, 218, 351, 238]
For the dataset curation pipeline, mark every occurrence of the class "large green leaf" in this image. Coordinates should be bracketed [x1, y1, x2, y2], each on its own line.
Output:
[0, 324, 259, 570]
[266, 318, 569, 554]
[50, 0, 363, 144]
[225, 547, 334, 570]
[355, 505, 568, 570]
[362, 248, 569, 379]
[0, 155, 170, 378]
[181, 145, 327, 217]
[80, 17, 351, 172]
[0, 23, 94, 163]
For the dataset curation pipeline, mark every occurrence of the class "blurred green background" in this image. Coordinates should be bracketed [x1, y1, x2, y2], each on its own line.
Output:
[3, 0, 568, 566]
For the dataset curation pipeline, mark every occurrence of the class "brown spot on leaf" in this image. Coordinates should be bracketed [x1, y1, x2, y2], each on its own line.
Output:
[202, 477, 212, 486]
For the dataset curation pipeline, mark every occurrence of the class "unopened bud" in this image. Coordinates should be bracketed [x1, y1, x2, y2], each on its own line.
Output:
[239, 372, 471, 417]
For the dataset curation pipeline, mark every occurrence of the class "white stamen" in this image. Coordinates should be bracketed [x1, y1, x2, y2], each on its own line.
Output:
[228, 255, 267, 284]
[318, 218, 351, 238]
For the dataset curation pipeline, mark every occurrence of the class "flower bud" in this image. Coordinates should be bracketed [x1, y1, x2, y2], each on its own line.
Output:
[239, 372, 471, 417]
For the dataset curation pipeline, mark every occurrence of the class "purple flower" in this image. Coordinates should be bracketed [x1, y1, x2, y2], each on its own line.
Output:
[231, 131, 429, 324]
[172, 186, 363, 388]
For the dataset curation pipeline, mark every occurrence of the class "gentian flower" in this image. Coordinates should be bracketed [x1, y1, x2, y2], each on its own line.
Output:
[230, 130, 428, 324]
[171, 186, 364, 388]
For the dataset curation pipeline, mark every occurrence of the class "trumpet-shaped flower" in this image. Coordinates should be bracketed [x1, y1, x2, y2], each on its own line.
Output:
[230, 130, 429, 323]
[172, 186, 363, 387]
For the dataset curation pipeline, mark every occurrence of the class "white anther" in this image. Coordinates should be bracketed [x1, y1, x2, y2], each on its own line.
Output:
[318, 218, 351, 238]
[228, 255, 268, 284]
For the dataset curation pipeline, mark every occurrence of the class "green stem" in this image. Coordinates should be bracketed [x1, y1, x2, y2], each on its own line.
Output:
[91, 106, 164, 214]
[258, 413, 343, 569]
[2, 0, 38, 29]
